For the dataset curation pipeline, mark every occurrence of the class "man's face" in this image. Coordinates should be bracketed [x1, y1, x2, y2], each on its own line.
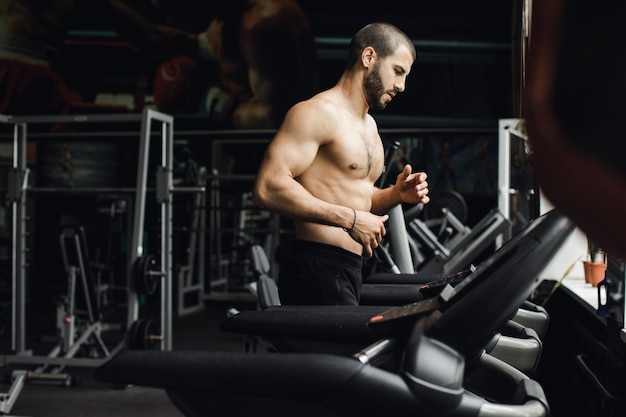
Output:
[365, 46, 413, 111]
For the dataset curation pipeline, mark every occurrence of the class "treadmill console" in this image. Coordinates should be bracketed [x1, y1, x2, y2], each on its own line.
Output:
[369, 297, 440, 325]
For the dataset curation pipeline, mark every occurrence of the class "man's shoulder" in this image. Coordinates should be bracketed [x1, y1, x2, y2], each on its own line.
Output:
[303, 90, 346, 112]
[280, 93, 345, 139]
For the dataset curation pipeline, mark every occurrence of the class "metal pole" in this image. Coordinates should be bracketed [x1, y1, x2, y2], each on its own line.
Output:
[11, 122, 27, 353]
[387, 204, 414, 274]
[160, 114, 174, 350]
[126, 109, 152, 330]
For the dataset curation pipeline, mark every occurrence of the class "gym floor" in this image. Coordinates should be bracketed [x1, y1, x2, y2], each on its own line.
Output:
[0, 298, 249, 417]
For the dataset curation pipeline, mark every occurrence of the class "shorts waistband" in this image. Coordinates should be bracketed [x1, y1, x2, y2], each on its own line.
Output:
[292, 240, 363, 269]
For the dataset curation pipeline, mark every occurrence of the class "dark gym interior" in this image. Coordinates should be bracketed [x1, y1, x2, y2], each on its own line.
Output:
[0, 1, 625, 416]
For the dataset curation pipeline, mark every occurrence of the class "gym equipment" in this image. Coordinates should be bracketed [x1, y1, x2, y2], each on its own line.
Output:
[371, 139, 506, 277]
[95, 208, 574, 416]
[92, 196, 133, 314]
[367, 187, 511, 277]
[176, 164, 209, 316]
[372, 141, 416, 274]
[126, 318, 162, 350]
[134, 254, 162, 296]
[246, 241, 549, 352]
[360, 268, 472, 306]
[423, 189, 468, 224]
[367, 204, 511, 278]
[248, 244, 281, 310]
[248, 241, 463, 309]
[512, 300, 550, 339]
[415, 206, 511, 274]
[225, 245, 551, 373]
[206, 168, 279, 299]
[421, 190, 470, 248]
[56, 227, 112, 358]
[1, 224, 117, 412]
[0, 109, 197, 415]
[498, 119, 537, 236]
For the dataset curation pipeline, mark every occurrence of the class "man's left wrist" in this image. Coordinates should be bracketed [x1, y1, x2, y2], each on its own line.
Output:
[394, 186, 404, 205]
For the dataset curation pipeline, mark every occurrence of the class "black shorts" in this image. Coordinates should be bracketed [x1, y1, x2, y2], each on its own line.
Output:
[278, 240, 364, 305]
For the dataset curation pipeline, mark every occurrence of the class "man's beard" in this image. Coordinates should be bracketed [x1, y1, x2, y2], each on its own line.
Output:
[365, 65, 387, 111]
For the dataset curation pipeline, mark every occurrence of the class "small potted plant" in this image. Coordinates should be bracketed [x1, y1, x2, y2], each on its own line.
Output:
[583, 237, 606, 287]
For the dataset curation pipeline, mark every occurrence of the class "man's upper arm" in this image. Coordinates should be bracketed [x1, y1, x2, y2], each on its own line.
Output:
[252, 102, 325, 212]
[260, 102, 326, 180]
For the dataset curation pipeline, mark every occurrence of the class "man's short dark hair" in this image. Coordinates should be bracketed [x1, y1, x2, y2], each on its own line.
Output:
[346, 22, 416, 70]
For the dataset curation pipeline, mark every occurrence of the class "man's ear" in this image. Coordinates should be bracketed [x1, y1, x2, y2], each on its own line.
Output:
[361, 46, 376, 68]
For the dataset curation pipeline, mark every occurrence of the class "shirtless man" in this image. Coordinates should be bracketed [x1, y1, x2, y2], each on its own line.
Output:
[252, 22, 430, 305]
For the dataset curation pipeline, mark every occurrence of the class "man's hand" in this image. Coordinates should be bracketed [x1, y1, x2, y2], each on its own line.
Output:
[348, 211, 389, 257]
[396, 164, 430, 205]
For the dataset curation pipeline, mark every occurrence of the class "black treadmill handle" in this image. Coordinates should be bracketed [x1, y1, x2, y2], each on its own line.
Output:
[476, 353, 549, 417]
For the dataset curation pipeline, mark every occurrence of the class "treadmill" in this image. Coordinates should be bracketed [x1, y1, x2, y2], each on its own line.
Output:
[95, 209, 574, 417]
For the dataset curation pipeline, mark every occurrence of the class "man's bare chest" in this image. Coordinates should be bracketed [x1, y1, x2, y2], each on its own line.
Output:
[324, 129, 384, 180]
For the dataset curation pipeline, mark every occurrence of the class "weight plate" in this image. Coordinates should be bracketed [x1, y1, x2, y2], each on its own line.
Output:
[134, 255, 160, 296]
[139, 318, 160, 350]
[127, 318, 160, 350]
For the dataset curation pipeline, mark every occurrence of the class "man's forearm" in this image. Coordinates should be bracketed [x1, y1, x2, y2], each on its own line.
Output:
[253, 181, 355, 230]
[370, 186, 402, 215]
